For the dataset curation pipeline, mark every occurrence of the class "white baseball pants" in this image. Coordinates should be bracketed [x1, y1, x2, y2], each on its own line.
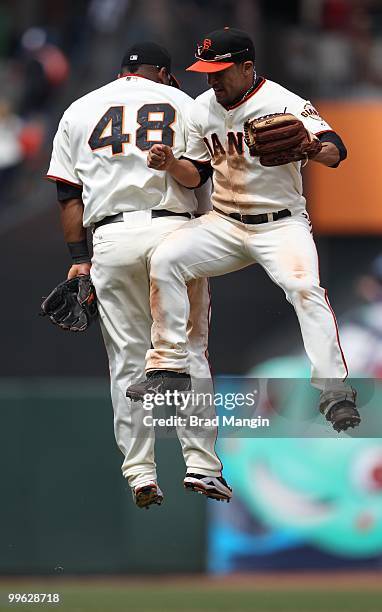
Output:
[146, 210, 349, 391]
[91, 211, 222, 489]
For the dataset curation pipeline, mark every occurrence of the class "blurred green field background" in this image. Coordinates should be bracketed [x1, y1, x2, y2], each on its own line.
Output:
[1, 576, 381, 612]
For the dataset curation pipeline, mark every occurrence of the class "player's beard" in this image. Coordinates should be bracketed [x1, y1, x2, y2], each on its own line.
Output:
[219, 67, 257, 108]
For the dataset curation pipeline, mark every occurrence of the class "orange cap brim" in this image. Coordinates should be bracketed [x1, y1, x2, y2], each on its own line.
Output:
[186, 60, 234, 73]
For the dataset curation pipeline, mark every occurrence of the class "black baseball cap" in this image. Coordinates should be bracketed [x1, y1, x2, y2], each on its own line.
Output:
[121, 41, 179, 87]
[187, 27, 255, 73]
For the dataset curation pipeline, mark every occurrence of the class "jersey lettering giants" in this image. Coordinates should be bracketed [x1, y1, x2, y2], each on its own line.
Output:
[185, 78, 332, 217]
[204, 132, 246, 158]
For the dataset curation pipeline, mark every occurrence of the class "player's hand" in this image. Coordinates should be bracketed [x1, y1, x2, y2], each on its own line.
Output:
[67, 263, 92, 280]
[147, 144, 175, 171]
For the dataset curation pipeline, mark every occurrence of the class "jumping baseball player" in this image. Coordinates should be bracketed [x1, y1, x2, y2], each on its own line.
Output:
[126, 28, 360, 433]
[47, 42, 232, 509]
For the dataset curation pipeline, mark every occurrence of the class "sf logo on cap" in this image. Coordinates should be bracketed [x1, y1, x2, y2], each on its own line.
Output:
[197, 38, 212, 56]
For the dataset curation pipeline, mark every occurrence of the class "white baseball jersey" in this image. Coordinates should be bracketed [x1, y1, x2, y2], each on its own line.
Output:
[47, 75, 200, 226]
[185, 78, 333, 216]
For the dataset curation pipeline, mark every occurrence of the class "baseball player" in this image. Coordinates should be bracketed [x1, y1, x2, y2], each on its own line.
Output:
[126, 28, 360, 433]
[47, 42, 232, 508]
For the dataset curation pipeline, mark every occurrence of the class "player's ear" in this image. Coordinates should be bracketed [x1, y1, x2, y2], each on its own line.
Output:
[157, 67, 170, 85]
[242, 61, 254, 76]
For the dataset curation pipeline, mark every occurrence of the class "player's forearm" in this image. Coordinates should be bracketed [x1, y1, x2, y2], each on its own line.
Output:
[59, 197, 91, 266]
[311, 142, 340, 167]
[167, 158, 201, 188]
[59, 197, 86, 242]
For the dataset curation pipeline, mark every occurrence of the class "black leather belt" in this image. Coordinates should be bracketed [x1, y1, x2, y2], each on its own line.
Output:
[94, 209, 192, 230]
[213, 206, 291, 224]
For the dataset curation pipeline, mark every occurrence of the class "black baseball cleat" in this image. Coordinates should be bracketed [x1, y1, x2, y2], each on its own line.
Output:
[319, 387, 361, 432]
[184, 473, 233, 502]
[132, 481, 164, 509]
[126, 370, 191, 401]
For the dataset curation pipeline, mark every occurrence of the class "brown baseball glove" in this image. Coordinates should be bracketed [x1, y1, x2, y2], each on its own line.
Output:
[243, 113, 322, 167]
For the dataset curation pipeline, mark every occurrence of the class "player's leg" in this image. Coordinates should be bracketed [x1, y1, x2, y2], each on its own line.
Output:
[179, 277, 231, 500]
[91, 224, 158, 496]
[186, 277, 211, 379]
[246, 213, 359, 430]
[93, 216, 214, 504]
[145, 211, 251, 374]
[146, 218, 232, 498]
[126, 213, 247, 498]
[246, 214, 347, 382]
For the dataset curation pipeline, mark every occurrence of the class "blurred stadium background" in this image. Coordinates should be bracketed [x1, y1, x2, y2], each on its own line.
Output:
[1, 1, 382, 610]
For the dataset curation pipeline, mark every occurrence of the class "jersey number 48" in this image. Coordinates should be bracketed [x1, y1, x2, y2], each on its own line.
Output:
[88, 103, 176, 155]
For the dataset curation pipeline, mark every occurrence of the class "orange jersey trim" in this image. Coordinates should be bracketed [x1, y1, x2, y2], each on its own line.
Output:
[46, 174, 82, 187]
[227, 77, 266, 110]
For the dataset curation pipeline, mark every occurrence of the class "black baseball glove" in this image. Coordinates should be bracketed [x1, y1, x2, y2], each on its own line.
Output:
[40, 275, 98, 332]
